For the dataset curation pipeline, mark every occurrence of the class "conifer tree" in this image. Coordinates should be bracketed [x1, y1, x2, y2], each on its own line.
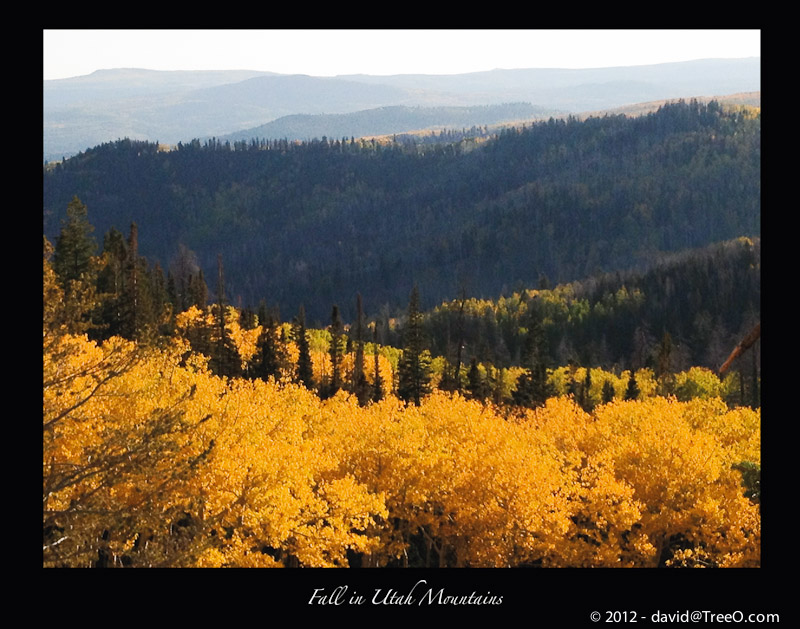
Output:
[293, 305, 314, 389]
[454, 292, 467, 391]
[582, 367, 594, 412]
[567, 365, 579, 399]
[397, 285, 431, 406]
[210, 254, 240, 377]
[122, 222, 154, 340]
[240, 305, 257, 331]
[254, 302, 284, 382]
[53, 196, 97, 287]
[215, 254, 227, 371]
[166, 272, 178, 311]
[512, 314, 552, 408]
[372, 322, 384, 403]
[437, 356, 456, 393]
[327, 305, 344, 397]
[352, 294, 371, 405]
[493, 366, 507, 404]
[625, 370, 640, 400]
[149, 261, 170, 335]
[602, 379, 616, 404]
[44, 235, 98, 337]
[656, 331, 672, 375]
[190, 270, 209, 310]
[467, 357, 486, 401]
[169, 244, 202, 313]
[655, 332, 675, 396]
[126, 223, 141, 338]
[95, 227, 127, 338]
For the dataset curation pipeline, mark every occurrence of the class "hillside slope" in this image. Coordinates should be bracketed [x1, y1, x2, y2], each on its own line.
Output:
[43, 100, 760, 324]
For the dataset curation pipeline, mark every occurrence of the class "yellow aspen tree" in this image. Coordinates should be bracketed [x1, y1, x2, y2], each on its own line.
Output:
[583, 398, 760, 567]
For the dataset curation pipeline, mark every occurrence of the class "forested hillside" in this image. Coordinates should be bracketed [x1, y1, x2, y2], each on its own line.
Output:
[44, 225, 761, 569]
[218, 103, 554, 145]
[422, 237, 760, 372]
[43, 99, 760, 324]
[43, 95, 761, 569]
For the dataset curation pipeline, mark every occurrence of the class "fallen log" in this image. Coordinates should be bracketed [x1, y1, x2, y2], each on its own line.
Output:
[718, 322, 760, 375]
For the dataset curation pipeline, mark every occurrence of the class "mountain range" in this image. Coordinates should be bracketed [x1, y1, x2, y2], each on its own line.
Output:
[43, 58, 760, 161]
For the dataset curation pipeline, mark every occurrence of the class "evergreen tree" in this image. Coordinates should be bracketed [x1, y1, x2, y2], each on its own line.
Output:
[437, 357, 456, 393]
[53, 196, 97, 287]
[190, 270, 209, 310]
[512, 314, 552, 408]
[209, 254, 241, 377]
[214, 254, 227, 372]
[513, 365, 551, 408]
[655, 331, 675, 396]
[255, 302, 284, 382]
[149, 261, 170, 335]
[292, 305, 314, 389]
[567, 364, 579, 399]
[122, 222, 156, 341]
[94, 227, 127, 339]
[169, 244, 201, 312]
[625, 370, 640, 400]
[739, 370, 746, 408]
[397, 286, 432, 406]
[352, 294, 371, 405]
[602, 379, 616, 404]
[124, 222, 141, 339]
[240, 305, 257, 331]
[326, 305, 344, 397]
[372, 322, 384, 403]
[582, 367, 594, 412]
[452, 288, 467, 393]
[467, 357, 486, 401]
[166, 272, 178, 312]
[493, 366, 507, 405]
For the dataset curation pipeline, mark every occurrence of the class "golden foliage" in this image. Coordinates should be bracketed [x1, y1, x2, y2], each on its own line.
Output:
[44, 257, 760, 567]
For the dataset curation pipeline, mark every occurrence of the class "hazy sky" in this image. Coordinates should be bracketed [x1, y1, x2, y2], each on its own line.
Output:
[43, 29, 761, 81]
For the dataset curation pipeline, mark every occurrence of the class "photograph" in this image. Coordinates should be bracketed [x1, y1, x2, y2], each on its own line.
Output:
[43, 28, 768, 619]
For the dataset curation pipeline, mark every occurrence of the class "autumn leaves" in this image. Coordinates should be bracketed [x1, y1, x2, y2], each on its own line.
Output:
[43, 241, 759, 568]
[44, 327, 760, 567]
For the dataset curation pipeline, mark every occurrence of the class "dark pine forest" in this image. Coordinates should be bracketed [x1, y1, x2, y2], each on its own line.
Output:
[43, 99, 760, 377]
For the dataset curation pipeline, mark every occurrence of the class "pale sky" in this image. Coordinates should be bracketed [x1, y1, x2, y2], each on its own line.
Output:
[43, 29, 761, 81]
